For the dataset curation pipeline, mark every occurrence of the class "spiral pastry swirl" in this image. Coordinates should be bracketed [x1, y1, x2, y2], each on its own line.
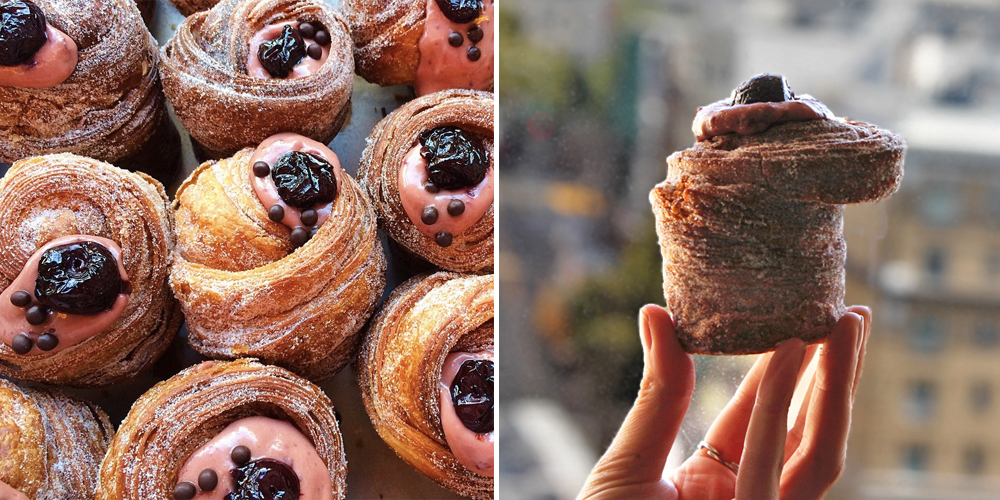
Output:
[359, 272, 494, 499]
[160, 0, 353, 158]
[97, 359, 347, 500]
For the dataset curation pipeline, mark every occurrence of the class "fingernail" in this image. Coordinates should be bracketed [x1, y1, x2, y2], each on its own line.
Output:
[639, 307, 653, 354]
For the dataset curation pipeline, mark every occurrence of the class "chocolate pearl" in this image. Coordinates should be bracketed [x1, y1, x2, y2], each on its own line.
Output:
[467, 46, 481, 62]
[268, 204, 285, 223]
[10, 290, 31, 308]
[172, 482, 196, 500]
[424, 182, 440, 194]
[447, 199, 466, 216]
[435, 232, 453, 247]
[310, 227, 319, 238]
[468, 25, 484, 43]
[290, 227, 310, 247]
[314, 30, 330, 46]
[421, 206, 439, 225]
[298, 22, 316, 39]
[253, 161, 270, 177]
[36, 333, 58, 352]
[11, 334, 32, 355]
[231, 445, 252, 465]
[198, 468, 218, 491]
[448, 31, 463, 47]
[307, 43, 322, 60]
[25, 305, 47, 326]
[301, 209, 318, 227]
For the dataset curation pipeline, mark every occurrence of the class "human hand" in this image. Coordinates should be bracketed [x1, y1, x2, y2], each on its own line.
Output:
[578, 304, 870, 500]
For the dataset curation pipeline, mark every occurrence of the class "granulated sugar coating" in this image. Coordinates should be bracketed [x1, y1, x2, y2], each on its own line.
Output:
[160, 0, 354, 157]
[170, 147, 386, 381]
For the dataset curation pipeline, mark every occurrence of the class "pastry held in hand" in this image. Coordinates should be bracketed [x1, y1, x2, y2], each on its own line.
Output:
[0, 0, 180, 185]
[358, 89, 494, 272]
[97, 359, 347, 500]
[650, 74, 905, 354]
[0, 153, 180, 386]
[0, 379, 113, 499]
[170, 133, 386, 381]
[341, 0, 494, 95]
[160, 0, 353, 158]
[359, 272, 494, 499]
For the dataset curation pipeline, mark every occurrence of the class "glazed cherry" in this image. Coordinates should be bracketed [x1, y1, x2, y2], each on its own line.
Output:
[270, 151, 337, 209]
[435, 0, 483, 24]
[227, 459, 301, 500]
[419, 126, 489, 191]
[0, 0, 48, 67]
[34, 241, 122, 315]
[450, 359, 494, 434]
[732, 73, 794, 105]
[257, 25, 305, 78]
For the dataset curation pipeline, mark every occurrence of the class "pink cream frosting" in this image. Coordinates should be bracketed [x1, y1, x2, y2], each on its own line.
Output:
[439, 350, 494, 477]
[397, 144, 493, 240]
[414, 0, 494, 96]
[249, 133, 344, 230]
[0, 481, 28, 500]
[0, 235, 130, 355]
[0, 24, 78, 88]
[176, 416, 332, 500]
[692, 96, 834, 142]
[246, 21, 329, 80]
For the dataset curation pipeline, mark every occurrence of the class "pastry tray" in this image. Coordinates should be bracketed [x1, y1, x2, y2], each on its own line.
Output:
[18, 0, 467, 498]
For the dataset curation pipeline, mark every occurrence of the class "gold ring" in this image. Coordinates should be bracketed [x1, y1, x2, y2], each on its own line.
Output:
[698, 440, 740, 474]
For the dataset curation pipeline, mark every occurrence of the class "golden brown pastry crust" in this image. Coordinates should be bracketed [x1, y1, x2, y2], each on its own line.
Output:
[358, 272, 494, 499]
[0, 379, 113, 499]
[651, 118, 905, 354]
[358, 89, 494, 272]
[0, 0, 178, 180]
[160, 0, 354, 158]
[340, 0, 425, 86]
[0, 153, 180, 386]
[96, 359, 347, 500]
[169, 0, 221, 16]
[170, 147, 386, 381]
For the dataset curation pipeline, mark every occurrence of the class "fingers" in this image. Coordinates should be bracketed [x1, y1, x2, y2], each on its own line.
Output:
[735, 338, 807, 500]
[579, 305, 695, 496]
[779, 310, 866, 499]
[699, 351, 772, 466]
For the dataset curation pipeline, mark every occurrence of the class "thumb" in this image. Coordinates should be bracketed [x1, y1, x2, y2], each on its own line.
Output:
[581, 305, 695, 492]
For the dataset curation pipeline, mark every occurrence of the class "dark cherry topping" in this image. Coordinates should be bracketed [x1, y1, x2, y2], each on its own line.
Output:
[297, 22, 315, 39]
[24, 304, 46, 325]
[448, 31, 463, 47]
[227, 459, 301, 500]
[199, 468, 219, 492]
[0, 1, 48, 67]
[424, 183, 440, 194]
[9, 290, 30, 307]
[268, 204, 285, 223]
[231, 445, 252, 466]
[435, 0, 483, 24]
[270, 151, 337, 209]
[10, 333, 31, 354]
[447, 199, 465, 216]
[34, 241, 122, 315]
[466, 46, 481, 62]
[731, 73, 794, 105]
[172, 481, 196, 500]
[253, 161, 270, 178]
[435, 232, 453, 247]
[450, 359, 493, 433]
[421, 206, 439, 225]
[257, 25, 306, 78]
[419, 127, 489, 191]
[36, 331, 57, 351]
[467, 25, 483, 43]
[306, 43, 321, 60]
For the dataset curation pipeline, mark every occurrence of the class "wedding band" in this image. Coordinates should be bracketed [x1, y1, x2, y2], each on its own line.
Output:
[698, 441, 740, 474]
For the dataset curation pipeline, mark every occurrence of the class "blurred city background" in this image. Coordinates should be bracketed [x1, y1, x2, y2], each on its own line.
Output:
[498, 0, 1000, 498]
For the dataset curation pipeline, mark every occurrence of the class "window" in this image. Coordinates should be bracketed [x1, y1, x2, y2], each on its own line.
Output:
[907, 381, 936, 421]
[920, 186, 961, 226]
[911, 315, 945, 353]
[925, 248, 946, 280]
[965, 446, 986, 475]
[903, 444, 930, 471]
[973, 322, 998, 348]
[971, 381, 992, 414]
